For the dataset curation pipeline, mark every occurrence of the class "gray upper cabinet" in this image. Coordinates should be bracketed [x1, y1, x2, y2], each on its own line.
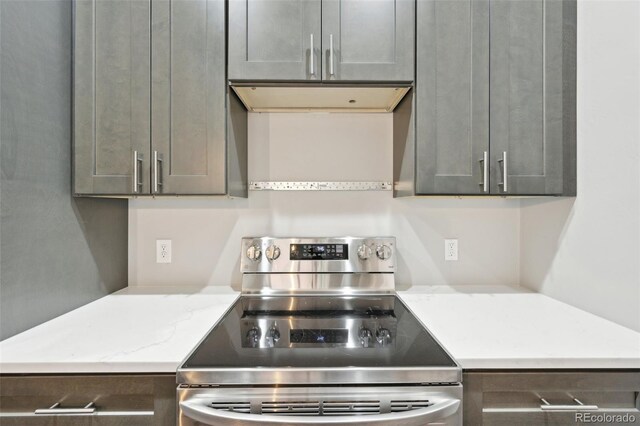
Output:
[322, 0, 415, 81]
[74, 0, 247, 197]
[490, 0, 575, 195]
[228, 0, 322, 81]
[403, 0, 576, 196]
[151, 0, 226, 194]
[74, 0, 151, 195]
[228, 0, 414, 82]
[415, 0, 489, 195]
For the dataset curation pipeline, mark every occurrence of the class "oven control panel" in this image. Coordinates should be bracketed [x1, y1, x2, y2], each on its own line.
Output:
[289, 244, 348, 260]
[240, 237, 396, 274]
[241, 315, 397, 349]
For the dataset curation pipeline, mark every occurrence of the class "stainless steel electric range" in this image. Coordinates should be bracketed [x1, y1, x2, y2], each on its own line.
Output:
[177, 237, 462, 425]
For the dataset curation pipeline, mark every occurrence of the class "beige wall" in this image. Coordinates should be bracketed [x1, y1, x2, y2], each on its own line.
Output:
[520, 0, 640, 332]
[129, 113, 521, 289]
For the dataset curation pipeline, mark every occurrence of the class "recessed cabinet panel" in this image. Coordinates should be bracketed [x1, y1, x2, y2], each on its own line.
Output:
[415, 0, 489, 194]
[228, 0, 322, 81]
[74, 0, 150, 195]
[322, 0, 415, 81]
[152, 0, 226, 194]
[490, 0, 567, 195]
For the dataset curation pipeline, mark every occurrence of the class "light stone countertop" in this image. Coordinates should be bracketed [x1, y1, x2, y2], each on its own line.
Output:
[0, 286, 239, 374]
[398, 285, 640, 369]
[0, 285, 638, 373]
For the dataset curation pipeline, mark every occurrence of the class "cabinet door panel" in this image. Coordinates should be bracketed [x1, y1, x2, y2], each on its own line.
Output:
[415, 0, 489, 194]
[322, 0, 414, 81]
[490, 0, 568, 194]
[228, 0, 321, 81]
[151, 0, 226, 194]
[74, 0, 150, 195]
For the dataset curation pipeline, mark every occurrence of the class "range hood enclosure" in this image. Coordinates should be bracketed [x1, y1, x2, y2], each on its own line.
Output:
[231, 85, 411, 113]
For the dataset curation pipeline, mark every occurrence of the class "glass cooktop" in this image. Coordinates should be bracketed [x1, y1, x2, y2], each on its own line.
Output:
[182, 295, 457, 369]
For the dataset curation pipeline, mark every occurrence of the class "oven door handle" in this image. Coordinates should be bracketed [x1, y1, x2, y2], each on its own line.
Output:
[180, 397, 460, 425]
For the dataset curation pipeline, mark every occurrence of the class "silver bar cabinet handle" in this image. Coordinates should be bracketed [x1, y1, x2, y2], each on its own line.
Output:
[309, 34, 315, 76]
[153, 151, 163, 194]
[132, 151, 143, 193]
[479, 151, 488, 193]
[35, 402, 96, 415]
[329, 34, 334, 76]
[540, 398, 599, 411]
[497, 151, 508, 193]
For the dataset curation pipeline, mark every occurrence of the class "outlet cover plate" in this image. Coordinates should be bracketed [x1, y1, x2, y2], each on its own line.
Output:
[156, 239, 172, 264]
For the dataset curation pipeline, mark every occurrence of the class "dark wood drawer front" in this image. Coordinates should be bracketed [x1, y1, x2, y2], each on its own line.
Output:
[0, 375, 175, 426]
[464, 371, 640, 426]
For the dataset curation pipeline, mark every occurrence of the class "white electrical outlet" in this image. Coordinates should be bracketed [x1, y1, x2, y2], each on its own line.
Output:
[156, 239, 172, 264]
[445, 239, 458, 261]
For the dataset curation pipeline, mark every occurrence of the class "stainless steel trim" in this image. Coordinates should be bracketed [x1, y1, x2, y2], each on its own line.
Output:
[310, 34, 315, 76]
[180, 398, 459, 425]
[540, 398, 599, 411]
[153, 150, 163, 194]
[177, 366, 462, 386]
[241, 273, 395, 295]
[329, 34, 334, 76]
[132, 151, 143, 193]
[240, 237, 396, 275]
[250, 182, 393, 191]
[498, 151, 508, 192]
[178, 385, 462, 426]
[35, 402, 95, 415]
[479, 151, 488, 192]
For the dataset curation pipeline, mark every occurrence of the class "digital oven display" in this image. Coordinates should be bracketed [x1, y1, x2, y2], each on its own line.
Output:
[290, 244, 348, 260]
[290, 329, 349, 344]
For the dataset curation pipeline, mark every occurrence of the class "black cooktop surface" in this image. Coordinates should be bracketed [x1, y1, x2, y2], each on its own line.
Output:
[182, 295, 457, 369]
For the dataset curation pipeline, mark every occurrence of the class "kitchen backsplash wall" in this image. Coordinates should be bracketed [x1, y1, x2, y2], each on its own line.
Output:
[520, 0, 640, 332]
[129, 113, 521, 288]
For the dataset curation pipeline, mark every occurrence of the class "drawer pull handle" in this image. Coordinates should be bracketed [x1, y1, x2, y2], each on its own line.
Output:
[540, 398, 598, 411]
[35, 402, 96, 415]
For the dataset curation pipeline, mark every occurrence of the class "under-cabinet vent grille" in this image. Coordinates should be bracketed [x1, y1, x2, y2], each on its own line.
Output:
[390, 400, 433, 412]
[209, 401, 251, 413]
[322, 400, 381, 415]
[262, 401, 321, 416]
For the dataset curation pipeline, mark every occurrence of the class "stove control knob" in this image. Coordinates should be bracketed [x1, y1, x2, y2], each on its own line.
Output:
[359, 328, 373, 348]
[376, 245, 392, 261]
[246, 244, 262, 262]
[246, 327, 261, 348]
[357, 244, 372, 260]
[376, 328, 391, 346]
[265, 245, 281, 262]
[265, 326, 281, 348]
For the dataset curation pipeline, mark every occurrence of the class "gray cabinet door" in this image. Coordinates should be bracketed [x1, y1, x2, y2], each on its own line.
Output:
[151, 0, 226, 194]
[321, 0, 414, 81]
[415, 0, 489, 194]
[490, 0, 575, 195]
[74, 0, 151, 195]
[228, 0, 321, 81]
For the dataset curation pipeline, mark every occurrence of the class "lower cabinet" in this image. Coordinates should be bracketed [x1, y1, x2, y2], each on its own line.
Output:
[0, 374, 175, 425]
[464, 371, 640, 425]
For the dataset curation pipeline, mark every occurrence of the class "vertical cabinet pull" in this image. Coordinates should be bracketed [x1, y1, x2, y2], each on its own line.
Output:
[329, 34, 335, 76]
[132, 151, 143, 193]
[479, 151, 488, 193]
[153, 151, 163, 194]
[498, 151, 508, 193]
[309, 34, 315, 76]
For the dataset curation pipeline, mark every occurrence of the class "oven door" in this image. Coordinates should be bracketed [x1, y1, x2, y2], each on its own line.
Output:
[177, 385, 462, 426]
